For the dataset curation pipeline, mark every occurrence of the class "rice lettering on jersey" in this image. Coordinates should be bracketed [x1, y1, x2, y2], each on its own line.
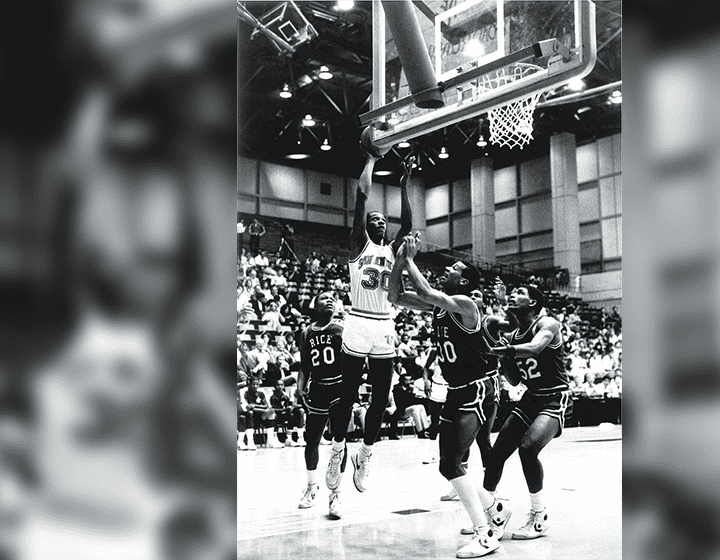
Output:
[431, 307, 496, 388]
[348, 240, 395, 319]
[509, 318, 569, 396]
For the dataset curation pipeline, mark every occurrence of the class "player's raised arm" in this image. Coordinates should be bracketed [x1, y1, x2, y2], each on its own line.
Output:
[403, 235, 477, 320]
[387, 235, 432, 311]
[391, 155, 414, 255]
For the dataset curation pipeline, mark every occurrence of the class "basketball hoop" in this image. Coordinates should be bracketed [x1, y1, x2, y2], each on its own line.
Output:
[479, 63, 543, 149]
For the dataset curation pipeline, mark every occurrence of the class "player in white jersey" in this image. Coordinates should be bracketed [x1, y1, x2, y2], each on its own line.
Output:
[325, 140, 414, 495]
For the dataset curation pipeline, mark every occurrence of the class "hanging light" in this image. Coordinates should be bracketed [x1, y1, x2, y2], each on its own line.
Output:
[477, 135, 487, 147]
[318, 66, 333, 80]
[609, 90, 622, 104]
[336, 1, 354, 11]
[279, 83, 292, 99]
[438, 146, 449, 159]
[397, 140, 411, 149]
[320, 138, 332, 151]
[567, 78, 585, 91]
[286, 138, 311, 160]
[302, 114, 316, 127]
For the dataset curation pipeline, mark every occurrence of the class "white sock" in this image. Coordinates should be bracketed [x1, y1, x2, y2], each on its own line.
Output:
[451, 475, 488, 528]
[307, 469, 318, 486]
[332, 439, 345, 453]
[477, 488, 495, 511]
[530, 490, 544, 512]
[360, 442, 373, 457]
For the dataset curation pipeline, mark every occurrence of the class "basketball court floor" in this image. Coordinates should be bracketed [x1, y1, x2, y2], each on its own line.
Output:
[238, 424, 621, 560]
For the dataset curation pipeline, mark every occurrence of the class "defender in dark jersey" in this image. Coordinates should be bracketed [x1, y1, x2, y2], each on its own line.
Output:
[485, 285, 573, 540]
[441, 286, 506, 503]
[295, 292, 345, 519]
[388, 234, 510, 559]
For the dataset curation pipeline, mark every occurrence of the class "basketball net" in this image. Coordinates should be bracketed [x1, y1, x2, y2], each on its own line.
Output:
[480, 63, 543, 149]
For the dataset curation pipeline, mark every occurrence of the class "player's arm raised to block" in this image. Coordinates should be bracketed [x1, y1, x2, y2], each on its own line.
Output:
[403, 235, 477, 321]
[387, 238, 432, 311]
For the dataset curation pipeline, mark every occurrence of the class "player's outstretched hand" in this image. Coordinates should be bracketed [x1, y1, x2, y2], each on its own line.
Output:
[404, 233, 419, 260]
[400, 155, 415, 183]
[493, 277, 507, 303]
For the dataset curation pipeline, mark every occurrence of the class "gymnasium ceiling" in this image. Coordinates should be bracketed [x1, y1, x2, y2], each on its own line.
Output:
[237, 1, 621, 184]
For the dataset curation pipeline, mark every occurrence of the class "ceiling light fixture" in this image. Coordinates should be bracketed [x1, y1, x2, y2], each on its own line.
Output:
[397, 140, 411, 149]
[477, 135, 487, 147]
[318, 66, 333, 80]
[302, 114, 316, 127]
[336, 1, 354, 11]
[438, 146, 449, 159]
[610, 90, 622, 104]
[286, 139, 311, 160]
[567, 78, 585, 91]
[279, 83, 292, 99]
[320, 138, 332, 151]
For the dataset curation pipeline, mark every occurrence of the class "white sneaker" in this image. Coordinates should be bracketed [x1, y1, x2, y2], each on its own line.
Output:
[351, 451, 371, 493]
[319, 437, 332, 446]
[266, 436, 284, 449]
[456, 525, 500, 558]
[441, 487, 458, 501]
[298, 483, 318, 509]
[245, 435, 257, 451]
[286, 437, 300, 447]
[512, 510, 550, 540]
[237, 434, 248, 451]
[295, 436, 307, 447]
[485, 500, 512, 540]
[325, 446, 345, 490]
[328, 490, 341, 519]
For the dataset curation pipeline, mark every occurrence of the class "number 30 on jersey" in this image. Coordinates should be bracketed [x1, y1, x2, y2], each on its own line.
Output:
[361, 267, 391, 291]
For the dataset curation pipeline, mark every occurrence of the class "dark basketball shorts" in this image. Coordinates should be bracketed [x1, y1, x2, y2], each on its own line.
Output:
[440, 375, 498, 425]
[306, 381, 342, 416]
[511, 389, 573, 437]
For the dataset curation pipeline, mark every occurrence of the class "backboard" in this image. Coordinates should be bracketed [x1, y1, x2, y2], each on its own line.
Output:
[361, 0, 596, 148]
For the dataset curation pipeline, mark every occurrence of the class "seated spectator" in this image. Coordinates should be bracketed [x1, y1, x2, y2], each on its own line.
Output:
[238, 341, 264, 384]
[569, 373, 585, 396]
[388, 373, 430, 439]
[601, 374, 620, 398]
[261, 301, 284, 332]
[269, 285, 287, 307]
[397, 333, 419, 378]
[253, 250, 270, 268]
[600, 345, 616, 373]
[269, 379, 306, 447]
[568, 348, 588, 373]
[250, 336, 275, 383]
[238, 378, 283, 449]
[325, 256, 339, 280]
[580, 372, 605, 398]
[588, 349, 603, 373]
